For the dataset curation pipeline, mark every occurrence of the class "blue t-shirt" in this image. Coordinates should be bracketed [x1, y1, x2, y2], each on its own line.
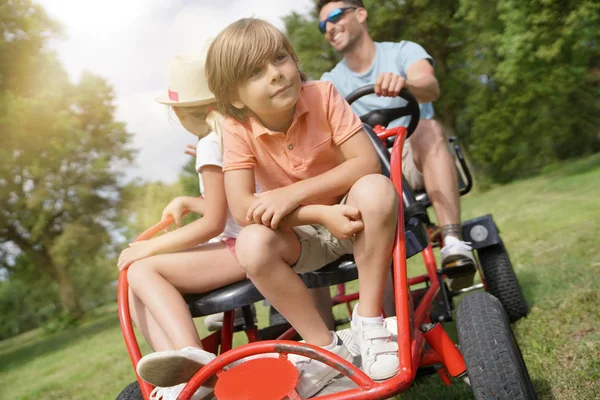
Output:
[321, 41, 435, 128]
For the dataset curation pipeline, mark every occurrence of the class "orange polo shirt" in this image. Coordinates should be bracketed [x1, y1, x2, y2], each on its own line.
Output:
[222, 81, 363, 205]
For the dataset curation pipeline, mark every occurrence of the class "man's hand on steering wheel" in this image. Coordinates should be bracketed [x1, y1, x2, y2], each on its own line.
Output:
[374, 72, 408, 97]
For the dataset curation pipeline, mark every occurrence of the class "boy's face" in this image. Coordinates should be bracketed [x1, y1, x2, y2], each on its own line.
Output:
[233, 49, 301, 125]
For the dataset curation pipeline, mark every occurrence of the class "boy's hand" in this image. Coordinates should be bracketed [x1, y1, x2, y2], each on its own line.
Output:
[247, 187, 301, 229]
[162, 197, 187, 227]
[321, 205, 364, 240]
[117, 241, 155, 271]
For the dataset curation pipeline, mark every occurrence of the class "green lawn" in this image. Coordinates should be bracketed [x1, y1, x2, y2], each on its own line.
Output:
[1, 154, 599, 399]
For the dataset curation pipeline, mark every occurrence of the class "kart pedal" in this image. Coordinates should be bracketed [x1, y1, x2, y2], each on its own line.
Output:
[441, 258, 476, 278]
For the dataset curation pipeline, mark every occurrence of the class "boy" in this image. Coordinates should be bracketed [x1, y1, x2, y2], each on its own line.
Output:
[206, 18, 400, 397]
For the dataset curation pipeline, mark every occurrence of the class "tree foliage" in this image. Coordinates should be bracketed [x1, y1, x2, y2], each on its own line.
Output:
[285, 0, 600, 181]
[0, 0, 134, 328]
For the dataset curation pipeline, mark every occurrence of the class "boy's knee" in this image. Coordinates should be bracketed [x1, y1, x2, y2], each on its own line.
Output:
[235, 225, 280, 276]
[348, 174, 398, 216]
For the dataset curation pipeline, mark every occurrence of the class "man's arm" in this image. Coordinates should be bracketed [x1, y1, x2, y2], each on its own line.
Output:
[375, 59, 439, 103]
[405, 59, 439, 103]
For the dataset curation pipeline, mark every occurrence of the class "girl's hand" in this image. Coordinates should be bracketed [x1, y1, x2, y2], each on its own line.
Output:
[117, 241, 155, 271]
[321, 205, 364, 240]
[247, 188, 301, 229]
[162, 197, 187, 227]
[184, 143, 197, 158]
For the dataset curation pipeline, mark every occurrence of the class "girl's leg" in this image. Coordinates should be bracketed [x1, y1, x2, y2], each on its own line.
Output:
[127, 242, 246, 350]
[235, 225, 332, 347]
[129, 288, 174, 351]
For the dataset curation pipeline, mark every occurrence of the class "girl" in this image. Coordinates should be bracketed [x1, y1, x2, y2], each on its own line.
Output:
[117, 49, 246, 400]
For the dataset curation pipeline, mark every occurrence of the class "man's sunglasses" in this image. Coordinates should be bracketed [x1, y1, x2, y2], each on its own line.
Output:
[319, 7, 358, 34]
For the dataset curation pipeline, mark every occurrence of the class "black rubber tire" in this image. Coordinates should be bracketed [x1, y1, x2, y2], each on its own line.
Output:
[457, 292, 536, 400]
[477, 242, 528, 322]
[115, 381, 143, 400]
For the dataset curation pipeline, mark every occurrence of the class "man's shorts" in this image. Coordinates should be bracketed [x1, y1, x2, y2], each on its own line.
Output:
[402, 139, 424, 191]
[291, 224, 354, 273]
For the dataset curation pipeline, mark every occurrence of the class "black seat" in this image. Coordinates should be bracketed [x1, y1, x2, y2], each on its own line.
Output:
[185, 217, 428, 318]
[184, 255, 356, 318]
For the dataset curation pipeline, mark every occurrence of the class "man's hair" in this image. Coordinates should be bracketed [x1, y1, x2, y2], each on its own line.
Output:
[316, 0, 365, 13]
[206, 18, 302, 121]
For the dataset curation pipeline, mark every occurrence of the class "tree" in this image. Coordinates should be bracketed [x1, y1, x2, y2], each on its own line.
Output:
[283, 0, 600, 182]
[0, 0, 134, 319]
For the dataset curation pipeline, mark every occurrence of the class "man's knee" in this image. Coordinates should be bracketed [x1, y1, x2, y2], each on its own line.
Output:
[411, 119, 450, 168]
[412, 120, 446, 149]
[235, 225, 282, 277]
[347, 174, 398, 217]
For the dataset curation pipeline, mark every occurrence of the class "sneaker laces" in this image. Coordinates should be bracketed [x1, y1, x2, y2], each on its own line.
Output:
[442, 237, 473, 253]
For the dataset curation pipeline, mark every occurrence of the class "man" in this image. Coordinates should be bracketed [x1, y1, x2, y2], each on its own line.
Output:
[317, 0, 476, 290]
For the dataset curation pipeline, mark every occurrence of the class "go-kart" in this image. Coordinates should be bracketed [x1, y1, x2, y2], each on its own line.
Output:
[116, 85, 535, 400]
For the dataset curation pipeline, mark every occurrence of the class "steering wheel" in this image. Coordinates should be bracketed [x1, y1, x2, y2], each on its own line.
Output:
[345, 84, 420, 138]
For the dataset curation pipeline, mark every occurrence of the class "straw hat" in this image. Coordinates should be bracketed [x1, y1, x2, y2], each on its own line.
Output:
[155, 41, 215, 106]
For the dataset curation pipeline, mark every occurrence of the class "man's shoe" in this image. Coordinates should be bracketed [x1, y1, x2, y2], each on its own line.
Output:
[289, 333, 353, 398]
[441, 236, 477, 291]
[137, 347, 216, 388]
[149, 383, 212, 400]
[351, 304, 399, 380]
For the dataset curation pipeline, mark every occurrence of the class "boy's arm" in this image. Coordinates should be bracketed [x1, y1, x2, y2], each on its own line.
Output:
[224, 168, 258, 227]
[247, 128, 381, 228]
[226, 169, 364, 238]
[225, 168, 324, 227]
[289, 129, 381, 203]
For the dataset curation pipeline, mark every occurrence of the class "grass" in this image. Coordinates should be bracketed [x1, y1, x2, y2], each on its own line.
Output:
[1, 154, 599, 399]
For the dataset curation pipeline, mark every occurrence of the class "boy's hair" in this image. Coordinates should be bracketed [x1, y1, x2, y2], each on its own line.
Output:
[316, 0, 365, 13]
[206, 18, 304, 121]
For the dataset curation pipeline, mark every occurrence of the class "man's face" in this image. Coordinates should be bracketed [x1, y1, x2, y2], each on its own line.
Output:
[319, 1, 363, 53]
[234, 49, 301, 124]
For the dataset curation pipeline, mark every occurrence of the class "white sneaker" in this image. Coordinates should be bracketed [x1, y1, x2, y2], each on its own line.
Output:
[441, 236, 476, 266]
[351, 304, 399, 380]
[441, 236, 477, 291]
[137, 347, 216, 388]
[289, 333, 353, 399]
[149, 382, 213, 400]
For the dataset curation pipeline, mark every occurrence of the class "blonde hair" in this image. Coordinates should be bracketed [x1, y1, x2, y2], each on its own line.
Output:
[171, 105, 225, 151]
[206, 18, 306, 121]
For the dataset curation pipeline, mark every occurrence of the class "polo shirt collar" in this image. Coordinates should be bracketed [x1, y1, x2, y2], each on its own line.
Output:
[250, 88, 310, 138]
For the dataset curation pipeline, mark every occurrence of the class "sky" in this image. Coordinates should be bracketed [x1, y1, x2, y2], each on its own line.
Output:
[37, 0, 315, 183]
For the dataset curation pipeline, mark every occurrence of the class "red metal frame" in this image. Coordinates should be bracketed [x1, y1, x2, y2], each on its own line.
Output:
[117, 126, 466, 400]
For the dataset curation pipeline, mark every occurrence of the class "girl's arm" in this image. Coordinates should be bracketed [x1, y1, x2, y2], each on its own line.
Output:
[117, 165, 227, 269]
[162, 196, 205, 226]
